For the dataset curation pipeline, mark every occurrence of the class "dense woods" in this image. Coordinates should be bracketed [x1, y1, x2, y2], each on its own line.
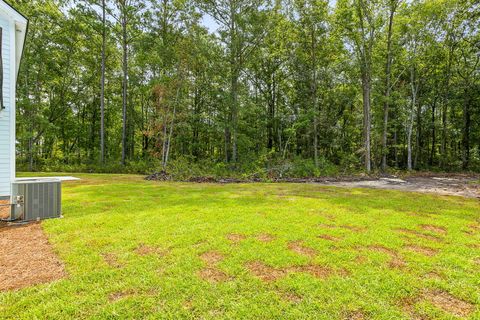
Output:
[12, 0, 480, 177]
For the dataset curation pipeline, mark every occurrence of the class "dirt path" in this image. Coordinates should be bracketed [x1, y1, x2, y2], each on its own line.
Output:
[318, 176, 480, 198]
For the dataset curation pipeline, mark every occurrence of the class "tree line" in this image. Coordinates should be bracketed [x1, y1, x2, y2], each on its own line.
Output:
[12, 0, 480, 176]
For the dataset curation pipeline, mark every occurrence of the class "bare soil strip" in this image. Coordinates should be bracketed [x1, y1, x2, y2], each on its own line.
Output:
[0, 223, 65, 291]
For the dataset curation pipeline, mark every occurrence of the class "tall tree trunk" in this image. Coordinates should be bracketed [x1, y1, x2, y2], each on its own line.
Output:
[361, 72, 371, 172]
[311, 24, 319, 168]
[407, 66, 418, 171]
[440, 44, 454, 168]
[406, 116, 413, 170]
[429, 97, 436, 166]
[462, 88, 470, 169]
[381, 1, 397, 171]
[414, 97, 421, 168]
[100, 0, 106, 164]
[121, 5, 128, 166]
[356, 0, 373, 173]
[161, 115, 168, 169]
[231, 74, 238, 164]
[226, 4, 236, 164]
[164, 86, 181, 169]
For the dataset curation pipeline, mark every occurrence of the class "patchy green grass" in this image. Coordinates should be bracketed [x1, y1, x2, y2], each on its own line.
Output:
[1, 173, 479, 319]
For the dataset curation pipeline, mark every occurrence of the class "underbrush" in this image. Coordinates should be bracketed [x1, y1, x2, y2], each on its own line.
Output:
[16, 155, 480, 181]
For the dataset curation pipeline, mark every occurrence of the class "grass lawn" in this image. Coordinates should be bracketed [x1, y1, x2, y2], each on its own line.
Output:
[1, 174, 479, 319]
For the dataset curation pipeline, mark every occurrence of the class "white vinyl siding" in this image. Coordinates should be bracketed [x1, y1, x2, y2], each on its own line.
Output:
[0, 15, 11, 197]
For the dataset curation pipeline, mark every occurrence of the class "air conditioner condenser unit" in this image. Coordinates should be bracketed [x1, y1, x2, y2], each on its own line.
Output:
[11, 179, 62, 221]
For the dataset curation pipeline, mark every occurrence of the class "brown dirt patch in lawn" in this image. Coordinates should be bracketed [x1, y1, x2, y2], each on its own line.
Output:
[468, 243, 480, 249]
[256, 233, 276, 243]
[182, 299, 193, 310]
[404, 244, 438, 257]
[226, 233, 247, 244]
[343, 310, 366, 320]
[109, 289, 136, 302]
[355, 254, 368, 264]
[246, 261, 287, 282]
[199, 251, 225, 264]
[135, 244, 168, 256]
[0, 223, 66, 291]
[407, 212, 434, 219]
[108, 288, 156, 302]
[340, 225, 367, 232]
[388, 257, 406, 269]
[287, 264, 332, 279]
[421, 289, 475, 318]
[399, 297, 429, 320]
[367, 245, 406, 269]
[318, 223, 337, 230]
[198, 250, 229, 283]
[317, 234, 342, 242]
[465, 223, 480, 235]
[321, 213, 337, 221]
[102, 253, 123, 268]
[277, 290, 302, 303]
[419, 224, 447, 235]
[400, 289, 475, 319]
[197, 267, 230, 283]
[423, 271, 444, 280]
[246, 261, 336, 282]
[395, 228, 444, 242]
[288, 241, 317, 258]
[193, 239, 207, 247]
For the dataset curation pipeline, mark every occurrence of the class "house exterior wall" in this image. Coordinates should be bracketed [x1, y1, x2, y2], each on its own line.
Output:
[0, 14, 12, 197]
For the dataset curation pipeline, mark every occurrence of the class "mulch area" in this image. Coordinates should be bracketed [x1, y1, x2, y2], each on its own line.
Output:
[0, 199, 10, 220]
[0, 222, 65, 291]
